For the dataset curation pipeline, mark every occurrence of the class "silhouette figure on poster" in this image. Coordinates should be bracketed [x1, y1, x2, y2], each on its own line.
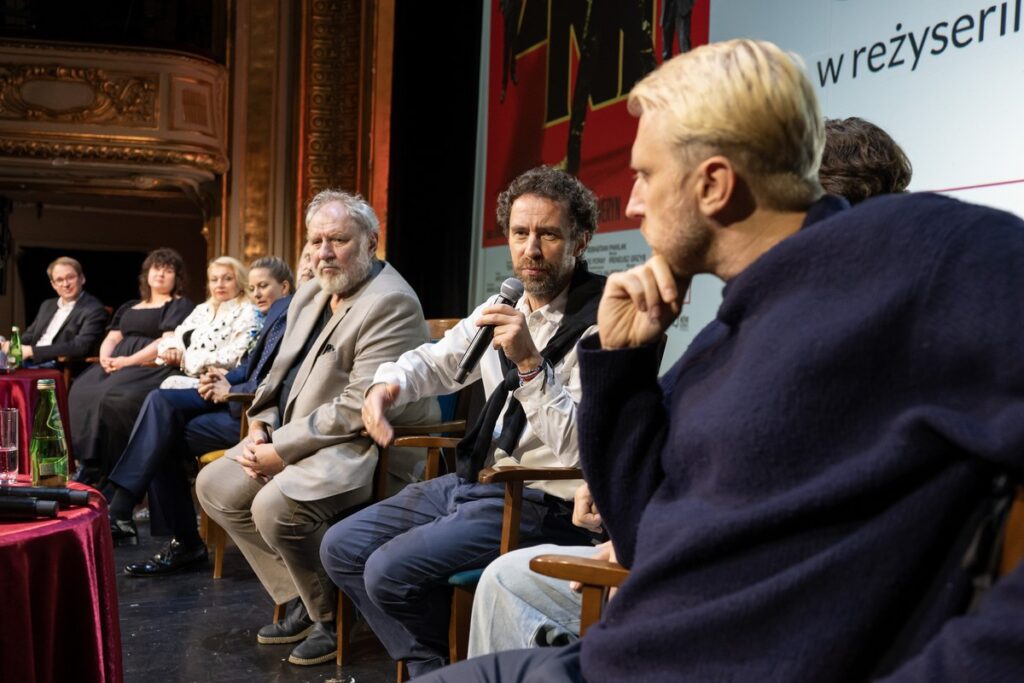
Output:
[500, 0, 523, 103]
[661, 0, 696, 59]
[565, 0, 656, 175]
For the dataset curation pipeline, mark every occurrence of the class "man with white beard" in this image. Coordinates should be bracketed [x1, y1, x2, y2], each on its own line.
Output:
[197, 189, 438, 666]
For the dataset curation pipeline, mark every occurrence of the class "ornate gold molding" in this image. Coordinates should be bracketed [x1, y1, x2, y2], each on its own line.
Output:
[0, 42, 228, 213]
[0, 136, 226, 173]
[0, 63, 158, 126]
[297, 0, 362, 223]
[295, 0, 394, 257]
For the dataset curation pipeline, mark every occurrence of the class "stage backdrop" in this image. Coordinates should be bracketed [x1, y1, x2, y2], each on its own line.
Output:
[471, 0, 1024, 369]
[471, 0, 713, 370]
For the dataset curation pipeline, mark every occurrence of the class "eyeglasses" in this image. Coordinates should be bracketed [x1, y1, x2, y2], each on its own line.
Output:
[51, 275, 80, 285]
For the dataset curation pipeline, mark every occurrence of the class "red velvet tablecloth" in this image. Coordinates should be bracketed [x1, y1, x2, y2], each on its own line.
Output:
[0, 479, 122, 683]
[0, 368, 74, 476]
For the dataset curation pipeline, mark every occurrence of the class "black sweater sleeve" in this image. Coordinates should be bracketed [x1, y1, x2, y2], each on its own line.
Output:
[577, 336, 668, 568]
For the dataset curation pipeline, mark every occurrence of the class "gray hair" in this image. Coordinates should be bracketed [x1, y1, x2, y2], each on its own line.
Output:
[304, 189, 380, 238]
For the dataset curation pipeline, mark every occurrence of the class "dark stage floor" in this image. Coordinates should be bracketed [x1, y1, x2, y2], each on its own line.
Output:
[114, 523, 397, 683]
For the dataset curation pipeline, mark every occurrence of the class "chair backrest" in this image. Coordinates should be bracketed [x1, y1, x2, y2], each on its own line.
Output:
[428, 318, 461, 340]
[370, 317, 471, 500]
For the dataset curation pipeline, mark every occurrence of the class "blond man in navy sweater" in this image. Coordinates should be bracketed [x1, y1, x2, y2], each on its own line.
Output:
[422, 39, 1024, 683]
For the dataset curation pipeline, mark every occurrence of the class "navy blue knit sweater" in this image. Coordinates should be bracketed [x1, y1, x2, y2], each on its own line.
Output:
[578, 193, 1024, 682]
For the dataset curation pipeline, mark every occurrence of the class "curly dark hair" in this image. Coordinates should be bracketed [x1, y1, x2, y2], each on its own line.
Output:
[495, 166, 599, 243]
[820, 117, 913, 204]
[138, 247, 187, 301]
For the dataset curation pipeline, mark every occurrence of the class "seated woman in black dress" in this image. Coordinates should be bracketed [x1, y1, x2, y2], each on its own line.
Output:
[70, 248, 194, 485]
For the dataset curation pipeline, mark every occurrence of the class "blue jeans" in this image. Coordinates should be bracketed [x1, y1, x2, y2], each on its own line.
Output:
[319, 473, 586, 677]
[468, 543, 595, 657]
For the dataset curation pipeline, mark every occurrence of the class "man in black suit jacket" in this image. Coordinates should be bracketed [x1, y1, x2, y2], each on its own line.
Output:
[22, 257, 108, 366]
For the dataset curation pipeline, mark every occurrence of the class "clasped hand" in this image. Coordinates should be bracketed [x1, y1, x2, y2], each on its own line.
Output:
[598, 254, 689, 349]
[198, 368, 230, 403]
[100, 356, 129, 373]
[234, 425, 285, 481]
[159, 347, 183, 366]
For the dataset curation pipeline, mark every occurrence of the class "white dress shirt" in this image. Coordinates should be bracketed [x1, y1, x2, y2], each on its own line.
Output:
[36, 297, 79, 347]
[372, 285, 595, 500]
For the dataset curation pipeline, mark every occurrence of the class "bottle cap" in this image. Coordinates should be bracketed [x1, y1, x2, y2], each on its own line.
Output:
[11, 326, 18, 332]
[36, 378, 56, 389]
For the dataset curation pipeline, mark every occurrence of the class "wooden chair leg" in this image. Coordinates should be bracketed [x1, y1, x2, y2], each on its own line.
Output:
[448, 585, 474, 664]
[210, 520, 226, 579]
[579, 585, 608, 637]
[273, 602, 285, 624]
[396, 660, 410, 682]
[336, 590, 356, 666]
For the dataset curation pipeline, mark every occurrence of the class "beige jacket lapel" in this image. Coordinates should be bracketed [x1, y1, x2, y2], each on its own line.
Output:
[284, 294, 356, 420]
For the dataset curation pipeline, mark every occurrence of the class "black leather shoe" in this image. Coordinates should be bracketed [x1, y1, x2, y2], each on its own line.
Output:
[110, 518, 138, 546]
[257, 597, 314, 644]
[288, 621, 337, 666]
[124, 538, 208, 577]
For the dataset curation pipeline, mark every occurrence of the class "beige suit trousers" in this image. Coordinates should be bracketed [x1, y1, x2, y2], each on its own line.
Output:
[196, 455, 371, 621]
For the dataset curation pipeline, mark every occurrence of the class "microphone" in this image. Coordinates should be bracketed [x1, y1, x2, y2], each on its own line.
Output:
[454, 277, 525, 383]
[0, 485, 92, 507]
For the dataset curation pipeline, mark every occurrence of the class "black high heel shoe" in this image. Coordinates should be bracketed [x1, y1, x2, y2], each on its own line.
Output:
[109, 518, 138, 546]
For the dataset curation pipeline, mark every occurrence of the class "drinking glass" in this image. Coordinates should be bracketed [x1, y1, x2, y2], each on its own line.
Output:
[0, 408, 18, 483]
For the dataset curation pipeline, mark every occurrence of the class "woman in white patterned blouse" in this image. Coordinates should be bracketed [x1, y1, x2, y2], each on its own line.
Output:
[157, 256, 262, 390]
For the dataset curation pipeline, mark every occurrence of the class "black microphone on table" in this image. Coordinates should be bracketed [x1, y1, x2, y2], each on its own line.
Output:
[0, 485, 92, 507]
[0, 497, 58, 519]
[454, 277, 525, 383]
[0, 485, 92, 520]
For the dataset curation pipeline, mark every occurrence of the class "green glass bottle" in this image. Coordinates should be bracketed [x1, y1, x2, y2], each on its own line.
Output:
[9, 326, 22, 369]
[30, 378, 68, 486]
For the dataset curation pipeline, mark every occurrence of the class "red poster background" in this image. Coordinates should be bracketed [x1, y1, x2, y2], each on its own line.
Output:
[482, 0, 710, 247]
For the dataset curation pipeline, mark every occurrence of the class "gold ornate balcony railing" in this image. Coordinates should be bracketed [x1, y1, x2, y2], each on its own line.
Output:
[0, 41, 228, 207]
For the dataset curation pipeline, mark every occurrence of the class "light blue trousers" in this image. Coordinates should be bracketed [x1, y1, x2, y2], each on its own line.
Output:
[467, 543, 597, 658]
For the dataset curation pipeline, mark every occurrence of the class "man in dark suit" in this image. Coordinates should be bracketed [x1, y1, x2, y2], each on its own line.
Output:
[104, 257, 296, 574]
[21, 257, 108, 367]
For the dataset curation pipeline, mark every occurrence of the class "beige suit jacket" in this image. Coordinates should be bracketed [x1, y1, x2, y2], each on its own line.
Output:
[228, 261, 440, 501]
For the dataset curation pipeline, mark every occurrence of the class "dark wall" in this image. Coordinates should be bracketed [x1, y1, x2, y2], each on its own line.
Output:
[386, 3, 482, 319]
[0, 0, 226, 62]
[0, 203, 207, 332]
[17, 246, 147, 322]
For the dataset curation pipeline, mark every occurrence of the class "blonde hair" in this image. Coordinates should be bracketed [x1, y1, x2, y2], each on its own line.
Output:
[208, 256, 249, 307]
[628, 39, 824, 210]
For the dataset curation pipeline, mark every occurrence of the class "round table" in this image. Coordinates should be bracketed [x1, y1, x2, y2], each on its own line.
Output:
[0, 479, 122, 682]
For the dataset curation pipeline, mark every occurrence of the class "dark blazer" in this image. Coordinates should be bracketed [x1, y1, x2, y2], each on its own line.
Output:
[224, 294, 291, 416]
[23, 291, 109, 363]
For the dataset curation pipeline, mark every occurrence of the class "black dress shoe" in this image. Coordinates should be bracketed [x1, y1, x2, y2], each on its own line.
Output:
[257, 596, 314, 644]
[110, 518, 138, 546]
[124, 538, 208, 577]
[288, 621, 337, 666]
